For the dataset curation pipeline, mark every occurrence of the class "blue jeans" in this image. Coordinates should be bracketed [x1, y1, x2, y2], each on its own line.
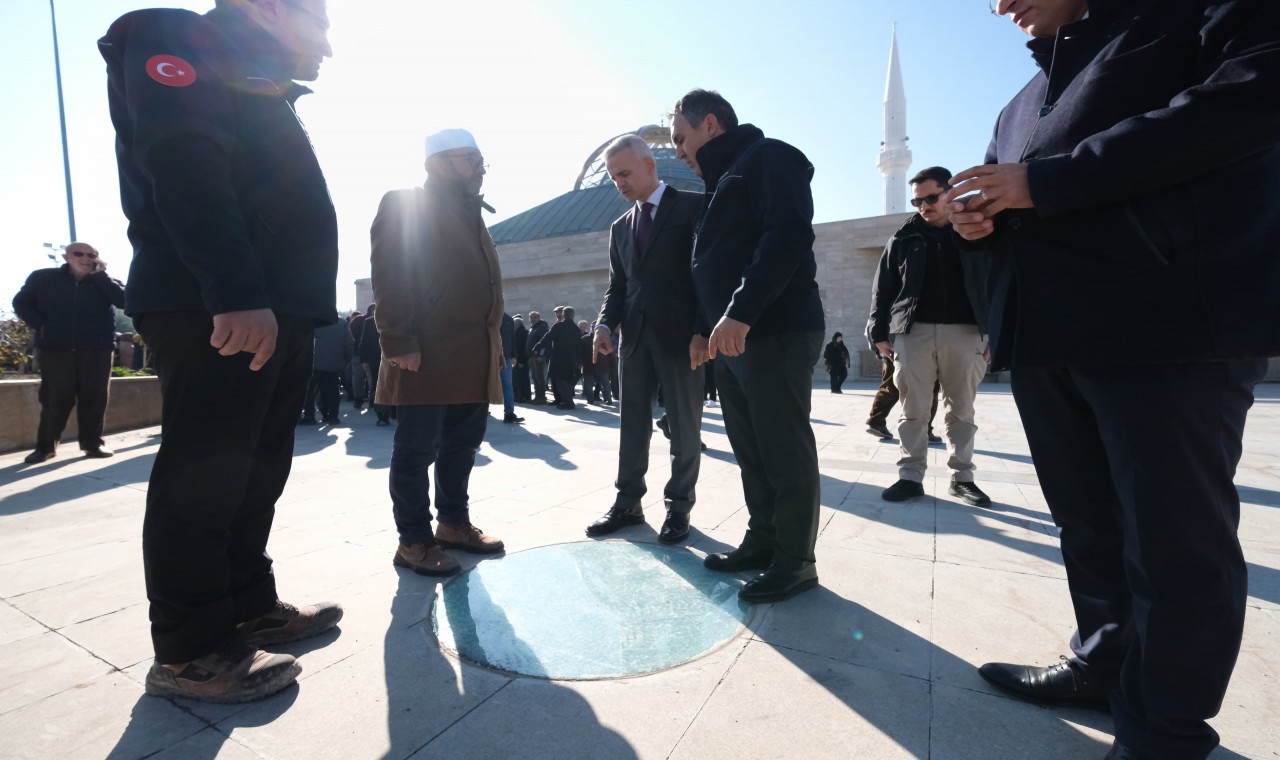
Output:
[389, 403, 488, 545]
[499, 360, 515, 416]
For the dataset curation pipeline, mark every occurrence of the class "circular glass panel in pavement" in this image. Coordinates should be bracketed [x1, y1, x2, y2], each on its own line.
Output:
[432, 541, 751, 679]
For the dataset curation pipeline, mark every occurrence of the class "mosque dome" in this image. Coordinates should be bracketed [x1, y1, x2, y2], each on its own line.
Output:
[489, 125, 704, 246]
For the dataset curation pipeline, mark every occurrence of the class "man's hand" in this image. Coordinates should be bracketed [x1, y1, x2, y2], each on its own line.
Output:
[387, 352, 421, 372]
[593, 325, 614, 364]
[92, 260, 108, 274]
[874, 340, 893, 359]
[945, 163, 1033, 241]
[689, 334, 710, 369]
[210, 309, 277, 371]
[946, 196, 997, 241]
[707, 316, 750, 359]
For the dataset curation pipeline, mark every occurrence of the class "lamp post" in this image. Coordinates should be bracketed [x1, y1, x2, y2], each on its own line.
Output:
[50, 0, 76, 242]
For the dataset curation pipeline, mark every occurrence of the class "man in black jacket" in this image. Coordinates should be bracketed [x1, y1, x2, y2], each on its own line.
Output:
[100, 0, 342, 704]
[512, 314, 530, 402]
[587, 134, 705, 544]
[670, 90, 825, 604]
[13, 242, 124, 463]
[526, 311, 550, 404]
[949, 2, 1280, 758]
[867, 166, 991, 508]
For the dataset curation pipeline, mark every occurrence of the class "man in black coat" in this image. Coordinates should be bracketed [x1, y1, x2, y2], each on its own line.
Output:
[534, 306, 581, 409]
[13, 242, 124, 463]
[99, 0, 342, 704]
[512, 314, 530, 402]
[949, 2, 1280, 758]
[525, 310, 550, 404]
[587, 134, 705, 544]
[670, 90, 825, 604]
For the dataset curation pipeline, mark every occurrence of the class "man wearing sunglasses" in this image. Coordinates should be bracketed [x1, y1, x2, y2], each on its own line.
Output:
[13, 243, 124, 464]
[866, 167, 991, 508]
[949, 2, 1280, 758]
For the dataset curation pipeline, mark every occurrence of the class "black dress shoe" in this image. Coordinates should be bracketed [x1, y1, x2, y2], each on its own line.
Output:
[585, 505, 645, 536]
[738, 564, 819, 604]
[83, 447, 114, 459]
[655, 414, 671, 440]
[978, 658, 1111, 712]
[704, 546, 774, 572]
[24, 450, 56, 464]
[658, 511, 690, 544]
[1104, 740, 1151, 760]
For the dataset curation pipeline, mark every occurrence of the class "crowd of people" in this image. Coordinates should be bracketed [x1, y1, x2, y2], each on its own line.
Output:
[9, 1, 1275, 758]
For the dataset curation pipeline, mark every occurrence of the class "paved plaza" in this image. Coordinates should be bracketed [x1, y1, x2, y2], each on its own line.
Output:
[1, 381, 1277, 759]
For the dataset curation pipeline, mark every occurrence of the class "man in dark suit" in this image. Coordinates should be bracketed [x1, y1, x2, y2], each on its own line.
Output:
[587, 134, 705, 544]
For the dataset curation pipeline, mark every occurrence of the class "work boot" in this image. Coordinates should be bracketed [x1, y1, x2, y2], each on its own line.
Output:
[393, 542, 460, 576]
[435, 522, 505, 554]
[236, 600, 344, 647]
[145, 639, 300, 704]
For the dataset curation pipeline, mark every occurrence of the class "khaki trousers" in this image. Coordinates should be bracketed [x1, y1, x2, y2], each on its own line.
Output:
[891, 322, 987, 483]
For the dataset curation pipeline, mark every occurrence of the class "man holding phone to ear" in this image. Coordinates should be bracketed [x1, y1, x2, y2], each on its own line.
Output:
[948, 1, 1280, 757]
[13, 242, 125, 464]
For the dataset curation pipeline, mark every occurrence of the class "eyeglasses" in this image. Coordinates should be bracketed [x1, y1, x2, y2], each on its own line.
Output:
[452, 153, 489, 171]
[909, 193, 946, 208]
[68, 250, 98, 259]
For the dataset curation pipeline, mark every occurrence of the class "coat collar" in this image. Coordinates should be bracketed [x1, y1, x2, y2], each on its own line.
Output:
[696, 124, 766, 192]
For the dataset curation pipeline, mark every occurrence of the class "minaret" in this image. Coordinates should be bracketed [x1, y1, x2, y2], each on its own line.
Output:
[877, 25, 912, 214]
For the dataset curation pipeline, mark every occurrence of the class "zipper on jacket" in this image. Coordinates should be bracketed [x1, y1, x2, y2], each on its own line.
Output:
[1018, 31, 1064, 163]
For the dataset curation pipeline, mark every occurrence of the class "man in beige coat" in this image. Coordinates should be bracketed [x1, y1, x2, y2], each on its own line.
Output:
[370, 128, 506, 576]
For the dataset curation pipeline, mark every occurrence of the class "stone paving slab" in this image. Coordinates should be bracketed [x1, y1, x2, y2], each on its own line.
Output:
[0, 382, 1275, 759]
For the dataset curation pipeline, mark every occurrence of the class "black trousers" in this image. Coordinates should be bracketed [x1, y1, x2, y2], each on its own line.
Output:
[615, 335, 704, 513]
[303, 369, 341, 420]
[33, 348, 113, 453]
[715, 330, 823, 568]
[135, 310, 314, 663]
[1012, 359, 1266, 760]
[513, 364, 531, 402]
[828, 365, 848, 392]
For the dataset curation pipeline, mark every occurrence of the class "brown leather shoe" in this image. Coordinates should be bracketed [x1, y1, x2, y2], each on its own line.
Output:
[393, 542, 461, 576]
[145, 640, 300, 704]
[435, 522, 505, 554]
[236, 600, 343, 647]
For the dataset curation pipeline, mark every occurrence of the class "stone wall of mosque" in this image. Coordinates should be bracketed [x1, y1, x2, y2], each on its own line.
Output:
[357, 214, 1280, 383]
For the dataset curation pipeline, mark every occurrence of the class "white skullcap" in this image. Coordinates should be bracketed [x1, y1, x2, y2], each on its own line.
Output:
[425, 128, 479, 158]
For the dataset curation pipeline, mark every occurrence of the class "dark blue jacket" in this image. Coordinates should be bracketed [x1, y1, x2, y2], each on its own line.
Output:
[691, 124, 825, 338]
[971, 0, 1280, 369]
[13, 265, 125, 351]
[98, 7, 337, 323]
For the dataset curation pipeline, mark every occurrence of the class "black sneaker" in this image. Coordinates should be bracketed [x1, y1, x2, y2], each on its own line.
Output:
[948, 482, 992, 507]
[866, 424, 893, 440]
[882, 479, 924, 502]
[503, 413, 525, 424]
[928, 430, 943, 444]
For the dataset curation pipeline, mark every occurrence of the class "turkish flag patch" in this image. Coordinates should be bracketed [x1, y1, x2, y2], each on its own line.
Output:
[145, 55, 197, 87]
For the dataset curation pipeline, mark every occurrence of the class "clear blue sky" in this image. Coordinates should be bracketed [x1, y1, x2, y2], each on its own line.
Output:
[1, 0, 1037, 311]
